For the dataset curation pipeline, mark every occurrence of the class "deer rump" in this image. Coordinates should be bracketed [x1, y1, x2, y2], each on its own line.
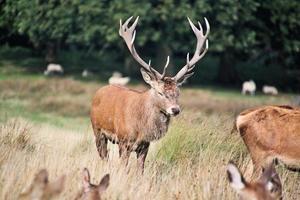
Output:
[91, 85, 170, 149]
[236, 105, 300, 171]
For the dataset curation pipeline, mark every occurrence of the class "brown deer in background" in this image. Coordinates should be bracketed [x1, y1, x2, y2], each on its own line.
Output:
[235, 105, 300, 176]
[90, 16, 210, 171]
[19, 169, 65, 200]
[227, 161, 282, 200]
[75, 168, 109, 200]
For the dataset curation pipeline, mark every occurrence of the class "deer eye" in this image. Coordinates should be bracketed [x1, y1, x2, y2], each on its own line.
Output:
[158, 92, 164, 97]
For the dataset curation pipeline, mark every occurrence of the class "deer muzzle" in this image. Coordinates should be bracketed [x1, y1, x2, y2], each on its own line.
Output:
[166, 106, 181, 116]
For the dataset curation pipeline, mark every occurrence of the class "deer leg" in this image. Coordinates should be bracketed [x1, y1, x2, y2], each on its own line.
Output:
[249, 151, 272, 180]
[136, 142, 150, 174]
[240, 128, 267, 179]
[119, 142, 131, 166]
[250, 156, 263, 180]
[95, 134, 108, 159]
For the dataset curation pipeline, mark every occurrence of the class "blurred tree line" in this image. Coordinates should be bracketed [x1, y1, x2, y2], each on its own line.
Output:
[0, 0, 299, 90]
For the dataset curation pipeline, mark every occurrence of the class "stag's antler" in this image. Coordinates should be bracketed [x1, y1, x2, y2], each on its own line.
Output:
[119, 16, 170, 80]
[174, 17, 210, 82]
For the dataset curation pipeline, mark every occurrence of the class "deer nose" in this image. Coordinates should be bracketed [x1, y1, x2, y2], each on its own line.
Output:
[171, 107, 181, 116]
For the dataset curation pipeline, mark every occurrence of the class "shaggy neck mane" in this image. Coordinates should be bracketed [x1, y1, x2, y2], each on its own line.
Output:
[136, 89, 170, 142]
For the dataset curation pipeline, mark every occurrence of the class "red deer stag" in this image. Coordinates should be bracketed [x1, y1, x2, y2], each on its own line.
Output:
[19, 169, 65, 200]
[75, 168, 109, 200]
[235, 105, 300, 176]
[90, 16, 210, 171]
[227, 161, 282, 200]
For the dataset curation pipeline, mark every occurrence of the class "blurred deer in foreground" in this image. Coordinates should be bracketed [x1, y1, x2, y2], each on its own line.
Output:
[235, 105, 300, 177]
[90, 16, 210, 172]
[75, 168, 109, 200]
[19, 169, 65, 200]
[227, 161, 282, 200]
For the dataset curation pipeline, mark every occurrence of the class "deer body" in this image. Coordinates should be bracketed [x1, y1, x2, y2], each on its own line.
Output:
[91, 85, 170, 153]
[236, 105, 300, 175]
[90, 16, 210, 170]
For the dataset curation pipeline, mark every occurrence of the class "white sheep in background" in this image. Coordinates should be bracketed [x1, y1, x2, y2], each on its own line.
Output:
[44, 63, 64, 76]
[262, 85, 278, 95]
[108, 71, 130, 86]
[82, 69, 93, 78]
[242, 80, 256, 95]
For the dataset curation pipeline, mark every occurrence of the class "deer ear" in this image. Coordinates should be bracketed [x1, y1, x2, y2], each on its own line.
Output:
[98, 174, 110, 193]
[261, 162, 282, 194]
[140, 68, 155, 87]
[82, 168, 91, 189]
[227, 162, 246, 191]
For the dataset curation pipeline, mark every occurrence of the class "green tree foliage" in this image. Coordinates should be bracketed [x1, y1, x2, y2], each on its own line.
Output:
[0, 0, 299, 89]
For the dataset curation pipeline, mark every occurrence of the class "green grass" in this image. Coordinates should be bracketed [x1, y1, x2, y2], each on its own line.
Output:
[0, 99, 89, 131]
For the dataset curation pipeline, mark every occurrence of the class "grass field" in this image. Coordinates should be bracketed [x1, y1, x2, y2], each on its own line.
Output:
[0, 67, 299, 199]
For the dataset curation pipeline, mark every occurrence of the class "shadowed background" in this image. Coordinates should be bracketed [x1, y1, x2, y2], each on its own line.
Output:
[0, 0, 299, 91]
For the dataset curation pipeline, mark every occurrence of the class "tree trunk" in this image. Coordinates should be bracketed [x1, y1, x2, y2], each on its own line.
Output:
[45, 42, 56, 64]
[217, 51, 238, 85]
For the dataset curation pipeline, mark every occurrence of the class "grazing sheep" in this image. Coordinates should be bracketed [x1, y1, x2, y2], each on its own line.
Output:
[82, 69, 93, 78]
[262, 85, 278, 95]
[108, 71, 130, 86]
[44, 64, 64, 76]
[242, 80, 256, 95]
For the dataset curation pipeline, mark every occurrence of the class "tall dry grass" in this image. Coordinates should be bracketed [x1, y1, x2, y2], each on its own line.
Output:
[0, 77, 299, 199]
[0, 116, 299, 200]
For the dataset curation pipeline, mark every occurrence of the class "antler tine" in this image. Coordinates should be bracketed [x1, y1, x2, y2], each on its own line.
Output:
[188, 17, 203, 37]
[184, 53, 196, 73]
[161, 56, 170, 79]
[197, 21, 203, 34]
[174, 17, 210, 82]
[119, 16, 162, 79]
[147, 59, 160, 80]
[129, 16, 139, 31]
[131, 30, 136, 45]
[183, 53, 190, 73]
[176, 53, 195, 85]
[119, 16, 133, 36]
[204, 17, 210, 36]
[186, 53, 190, 67]
[124, 16, 133, 26]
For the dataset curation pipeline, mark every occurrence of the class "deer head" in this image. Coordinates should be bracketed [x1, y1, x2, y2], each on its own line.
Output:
[76, 168, 110, 200]
[119, 16, 209, 116]
[19, 169, 65, 200]
[227, 161, 282, 200]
